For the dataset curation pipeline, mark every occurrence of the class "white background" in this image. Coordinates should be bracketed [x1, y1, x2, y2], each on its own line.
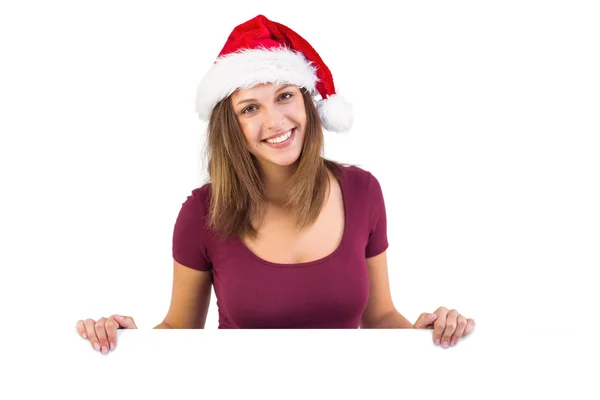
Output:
[1, 0, 598, 398]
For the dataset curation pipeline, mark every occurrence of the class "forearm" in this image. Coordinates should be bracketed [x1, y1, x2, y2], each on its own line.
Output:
[153, 322, 172, 329]
[365, 310, 414, 329]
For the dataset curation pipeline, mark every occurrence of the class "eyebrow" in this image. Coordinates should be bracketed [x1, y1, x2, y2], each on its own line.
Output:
[234, 84, 296, 107]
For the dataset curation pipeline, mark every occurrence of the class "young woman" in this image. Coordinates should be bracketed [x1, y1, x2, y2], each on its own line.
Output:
[76, 15, 475, 354]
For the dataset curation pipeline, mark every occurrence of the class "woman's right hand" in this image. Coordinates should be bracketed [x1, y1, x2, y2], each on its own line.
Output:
[76, 314, 137, 354]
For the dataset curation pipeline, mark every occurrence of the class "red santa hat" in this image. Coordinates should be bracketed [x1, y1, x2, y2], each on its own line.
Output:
[195, 14, 353, 133]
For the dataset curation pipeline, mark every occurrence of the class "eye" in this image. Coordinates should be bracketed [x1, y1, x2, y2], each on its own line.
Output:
[241, 105, 257, 114]
[278, 92, 294, 101]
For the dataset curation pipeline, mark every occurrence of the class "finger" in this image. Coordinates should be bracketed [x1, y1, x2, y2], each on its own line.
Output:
[434, 306, 448, 315]
[462, 318, 476, 337]
[450, 315, 468, 346]
[414, 312, 429, 328]
[76, 320, 88, 339]
[414, 312, 437, 329]
[440, 309, 459, 348]
[105, 317, 120, 351]
[94, 318, 110, 355]
[432, 309, 448, 345]
[84, 319, 101, 351]
[114, 314, 138, 329]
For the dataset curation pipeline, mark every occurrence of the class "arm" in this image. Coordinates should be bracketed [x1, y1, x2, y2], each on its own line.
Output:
[360, 251, 413, 329]
[154, 259, 213, 329]
[359, 251, 477, 348]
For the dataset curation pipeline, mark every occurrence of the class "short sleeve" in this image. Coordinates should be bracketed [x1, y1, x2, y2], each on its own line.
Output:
[365, 172, 389, 258]
[172, 188, 213, 271]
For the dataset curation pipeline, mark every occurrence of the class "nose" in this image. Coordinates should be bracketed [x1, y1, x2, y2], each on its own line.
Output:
[263, 105, 285, 130]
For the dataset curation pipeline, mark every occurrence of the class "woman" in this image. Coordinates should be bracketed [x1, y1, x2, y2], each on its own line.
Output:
[76, 15, 475, 354]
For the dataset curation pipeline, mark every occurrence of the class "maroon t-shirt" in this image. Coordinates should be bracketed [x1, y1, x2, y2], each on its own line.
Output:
[172, 165, 389, 328]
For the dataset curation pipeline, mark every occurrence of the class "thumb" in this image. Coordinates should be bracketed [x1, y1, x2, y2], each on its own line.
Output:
[114, 314, 138, 329]
[413, 313, 437, 329]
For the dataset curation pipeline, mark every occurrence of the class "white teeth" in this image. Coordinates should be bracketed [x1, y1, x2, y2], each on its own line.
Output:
[265, 129, 292, 144]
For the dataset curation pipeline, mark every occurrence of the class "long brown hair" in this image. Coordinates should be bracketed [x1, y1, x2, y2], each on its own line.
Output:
[204, 87, 343, 240]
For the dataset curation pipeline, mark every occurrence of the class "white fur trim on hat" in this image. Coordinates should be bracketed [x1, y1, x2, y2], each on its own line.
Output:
[195, 47, 318, 121]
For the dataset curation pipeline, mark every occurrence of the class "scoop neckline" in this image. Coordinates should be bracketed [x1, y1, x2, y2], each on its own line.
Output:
[236, 170, 348, 268]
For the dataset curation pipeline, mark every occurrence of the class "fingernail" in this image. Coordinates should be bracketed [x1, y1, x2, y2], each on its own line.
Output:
[116, 315, 123, 319]
[93, 342, 100, 351]
[442, 341, 449, 348]
[450, 340, 455, 346]
[435, 339, 440, 345]
[110, 342, 115, 350]
[102, 346, 108, 354]
[82, 332, 87, 339]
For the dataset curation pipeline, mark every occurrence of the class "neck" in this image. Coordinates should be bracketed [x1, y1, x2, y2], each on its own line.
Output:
[258, 161, 298, 205]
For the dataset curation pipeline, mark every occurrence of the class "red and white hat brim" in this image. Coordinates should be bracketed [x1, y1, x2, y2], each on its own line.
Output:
[195, 46, 353, 133]
[195, 47, 318, 120]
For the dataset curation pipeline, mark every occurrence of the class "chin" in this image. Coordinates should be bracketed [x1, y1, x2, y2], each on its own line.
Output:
[271, 156, 301, 167]
[258, 152, 301, 168]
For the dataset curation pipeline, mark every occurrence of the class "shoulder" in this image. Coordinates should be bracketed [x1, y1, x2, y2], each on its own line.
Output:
[337, 163, 380, 191]
[176, 182, 213, 224]
[183, 182, 212, 208]
[172, 182, 215, 267]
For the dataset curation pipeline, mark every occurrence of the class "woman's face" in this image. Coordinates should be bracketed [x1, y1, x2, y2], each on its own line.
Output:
[231, 83, 306, 169]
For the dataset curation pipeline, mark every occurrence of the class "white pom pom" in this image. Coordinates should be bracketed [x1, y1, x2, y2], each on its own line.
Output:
[316, 94, 353, 133]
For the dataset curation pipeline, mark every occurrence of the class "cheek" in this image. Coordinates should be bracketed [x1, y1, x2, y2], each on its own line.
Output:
[292, 104, 307, 125]
[238, 122, 261, 153]
[291, 108, 307, 132]
[239, 121, 256, 143]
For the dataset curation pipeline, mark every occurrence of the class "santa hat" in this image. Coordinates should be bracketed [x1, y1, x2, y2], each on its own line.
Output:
[195, 14, 353, 133]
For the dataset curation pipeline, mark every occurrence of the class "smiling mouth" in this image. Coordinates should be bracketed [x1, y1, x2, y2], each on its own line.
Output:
[262, 128, 295, 144]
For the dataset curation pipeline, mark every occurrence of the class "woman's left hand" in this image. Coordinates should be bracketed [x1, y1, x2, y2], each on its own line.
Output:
[413, 306, 475, 348]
